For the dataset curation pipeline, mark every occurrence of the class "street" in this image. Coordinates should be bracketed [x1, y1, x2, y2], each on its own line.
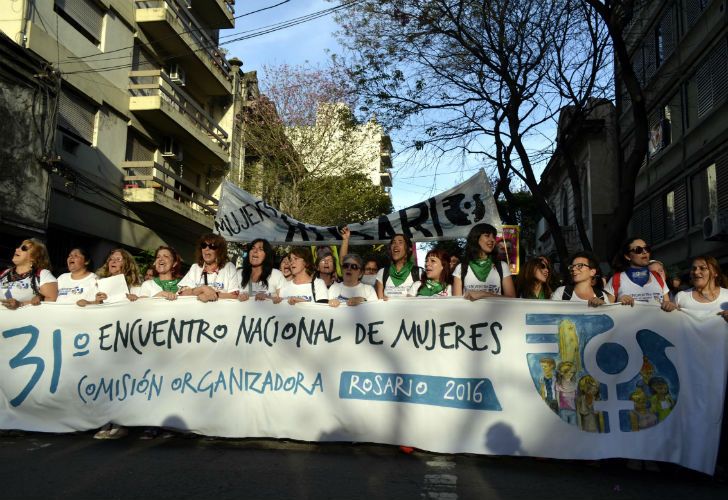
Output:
[1, 430, 725, 499]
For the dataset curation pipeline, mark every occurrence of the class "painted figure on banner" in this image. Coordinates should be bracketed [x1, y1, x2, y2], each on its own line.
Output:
[555, 361, 578, 425]
[526, 313, 680, 434]
[577, 375, 604, 433]
[538, 357, 559, 413]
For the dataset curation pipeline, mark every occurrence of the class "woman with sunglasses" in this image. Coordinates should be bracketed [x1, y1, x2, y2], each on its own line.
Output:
[453, 223, 516, 299]
[675, 255, 728, 322]
[605, 237, 675, 311]
[407, 248, 453, 297]
[179, 234, 239, 302]
[238, 239, 286, 301]
[1, 239, 58, 309]
[551, 252, 610, 306]
[516, 256, 553, 299]
[273, 247, 328, 304]
[328, 253, 377, 307]
[139, 246, 184, 300]
[56, 247, 97, 304]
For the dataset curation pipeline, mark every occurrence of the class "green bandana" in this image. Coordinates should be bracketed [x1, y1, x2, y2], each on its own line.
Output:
[417, 279, 445, 297]
[536, 288, 545, 300]
[468, 257, 493, 282]
[154, 277, 180, 293]
[388, 257, 414, 287]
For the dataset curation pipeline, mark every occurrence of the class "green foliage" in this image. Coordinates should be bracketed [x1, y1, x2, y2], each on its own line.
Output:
[296, 172, 393, 227]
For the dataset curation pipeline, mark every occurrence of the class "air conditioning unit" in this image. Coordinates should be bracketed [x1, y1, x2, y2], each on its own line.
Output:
[168, 64, 186, 86]
[161, 137, 184, 161]
[703, 210, 728, 241]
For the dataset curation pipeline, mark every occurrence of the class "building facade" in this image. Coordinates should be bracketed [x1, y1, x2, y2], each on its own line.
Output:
[534, 100, 620, 265]
[620, 0, 728, 274]
[0, 0, 239, 265]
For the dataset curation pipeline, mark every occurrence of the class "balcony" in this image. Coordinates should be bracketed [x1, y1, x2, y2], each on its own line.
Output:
[380, 170, 392, 188]
[129, 70, 229, 166]
[190, 0, 235, 29]
[122, 160, 217, 230]
[134, 0, 232, 95]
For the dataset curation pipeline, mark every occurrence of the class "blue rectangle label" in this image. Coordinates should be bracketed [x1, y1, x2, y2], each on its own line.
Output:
[339, 371, 501, 411]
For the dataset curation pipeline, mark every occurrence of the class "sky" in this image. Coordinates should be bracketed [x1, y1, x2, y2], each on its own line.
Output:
[223, 0, 476, 211]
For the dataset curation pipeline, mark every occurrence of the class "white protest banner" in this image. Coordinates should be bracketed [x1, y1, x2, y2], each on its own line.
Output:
[214, 169, 500, 244]
[1, 298, 726, 474]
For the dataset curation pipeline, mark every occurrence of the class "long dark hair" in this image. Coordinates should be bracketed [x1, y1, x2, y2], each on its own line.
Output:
[462, 223, 499, 271]
[516, 256, 553, 298]
[241, 239, 275, 288]
[611, 236, 644, 273]
[419, 248, 452, 287]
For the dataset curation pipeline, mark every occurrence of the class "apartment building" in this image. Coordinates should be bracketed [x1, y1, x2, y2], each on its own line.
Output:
[620, 0, 728, 273]
[0, 0, 239, 264]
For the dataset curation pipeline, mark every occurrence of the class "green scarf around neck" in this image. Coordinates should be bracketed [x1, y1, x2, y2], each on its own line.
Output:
[417, 279, 445, 297]
[154, 277, 181, 293]
[468, 257, 493, 282]
[388, 257, 414, 287]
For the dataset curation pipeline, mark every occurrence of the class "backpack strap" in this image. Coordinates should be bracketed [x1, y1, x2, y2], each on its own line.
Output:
[382, 265, 390, 289]
[311, 280, 316, 302]
[411, 266, 424, 282]
[562, 285, 574, 301]
[650, 270, 665, 289]
[612, 272, 621, 299]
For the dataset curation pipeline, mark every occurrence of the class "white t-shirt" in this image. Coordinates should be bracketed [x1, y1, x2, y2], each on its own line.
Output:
[675, 288, 728, 313]
[56, 272, 98, 303]
[551, 285, 589, 302]
[239, 268, 287, 297]
[1, 268, 57, 302]
[376, 266, 421, 297]
[139, 278, 183, 298]
[278, 278, 328, 303]
[328, 282, 378, 302]
[453, 261, 511, 295]
[407, 282, 453, 297]
[178, 262, 240, 293]
[605, 271, 668, 303]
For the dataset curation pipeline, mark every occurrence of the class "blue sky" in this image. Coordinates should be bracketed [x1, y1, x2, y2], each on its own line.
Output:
[223, 0, 475, 211]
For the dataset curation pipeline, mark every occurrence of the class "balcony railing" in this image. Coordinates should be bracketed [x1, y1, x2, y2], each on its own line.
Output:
[134, 0, 231, 78]
[129, 69, 229, 153]
[122, 160, 218, 216]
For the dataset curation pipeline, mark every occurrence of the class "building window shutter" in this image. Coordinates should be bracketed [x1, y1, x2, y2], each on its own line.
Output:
[55, 0, 104, 44]
[58, 91, 96, 143]
[673, 182, 688, 234]
[651, 196, 666, 243]
[717, 150, 728, 212]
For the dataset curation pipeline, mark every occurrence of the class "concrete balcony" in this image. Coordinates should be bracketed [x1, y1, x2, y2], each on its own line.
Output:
[122, 160, 217, 231]
[380, 169, 392, 187]
[129, 70, 229, 167]
[190, 0, 235, 29]
[134, 0, 232, 95]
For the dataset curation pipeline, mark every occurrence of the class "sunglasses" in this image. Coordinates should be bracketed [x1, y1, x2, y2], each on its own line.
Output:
[19, 244, 29, 252]
[536, 261, 549, 270]
[567, 263, 591, 271]
[629, 245, 651, 255]
[200, 242, 219, 250]
[342, 263, 360, 270]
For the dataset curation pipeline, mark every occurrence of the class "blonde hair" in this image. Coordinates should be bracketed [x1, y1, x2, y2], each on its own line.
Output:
[24, 238, 52, 271]
[97, 248, 142, 287]
[558, 319, 581, 372]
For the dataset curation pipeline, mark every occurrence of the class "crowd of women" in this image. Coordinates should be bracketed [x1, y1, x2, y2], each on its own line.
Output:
[1, 223, 727, 321]
[1, 223, 727, 443]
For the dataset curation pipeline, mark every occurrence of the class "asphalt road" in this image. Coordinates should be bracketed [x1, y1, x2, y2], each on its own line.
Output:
[1, 430, 725, 499]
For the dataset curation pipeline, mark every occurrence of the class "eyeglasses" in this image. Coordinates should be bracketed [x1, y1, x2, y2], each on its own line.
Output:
[342, 263, 360, 270]
[629, 245, 651, 255]
[200, 242, 219, 250]
[364, 267, 378, 273]
[567, 263, 591, 271]
[19, 244, 29, 252]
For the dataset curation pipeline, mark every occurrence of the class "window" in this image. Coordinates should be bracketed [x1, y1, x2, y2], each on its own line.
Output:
[685, 0, 709, 30]
[665, 183, 688, 237]
[696, 39, 728, 119]
[58, 90, 97, 144]
[648, 104, 672, 156]
[691, 164, 718, 225]
[655, 7, 675, 67]
[54, 0, 104, 45]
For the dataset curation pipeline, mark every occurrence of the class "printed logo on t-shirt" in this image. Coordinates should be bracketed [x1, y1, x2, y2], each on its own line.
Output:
[58, 286, 86, 296]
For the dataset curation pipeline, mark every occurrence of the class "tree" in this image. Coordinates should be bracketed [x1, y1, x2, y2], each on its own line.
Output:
[241, 60, 393, 227]
[334, 0, 616, 265]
